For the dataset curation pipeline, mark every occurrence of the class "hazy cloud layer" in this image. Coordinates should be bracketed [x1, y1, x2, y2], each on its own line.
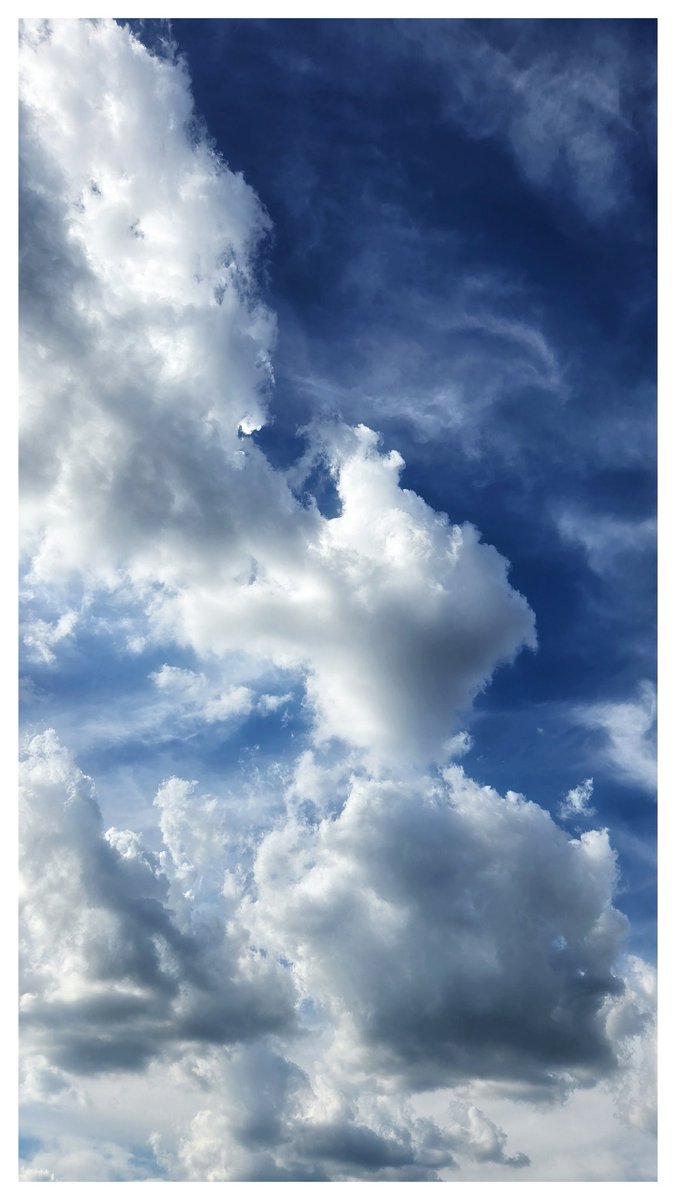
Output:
[399, 19, 655, 223]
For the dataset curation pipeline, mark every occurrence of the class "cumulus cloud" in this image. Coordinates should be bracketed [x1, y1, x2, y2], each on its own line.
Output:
[170, 422, 535, 764]
[604, 955, 656, 1135]
[18, 17, 656, 1183]
[20, 730, 296, 1078]
[151, 1044, 528, 1181]
[19, 729, 655, 1179]
[20, 19, 536, 768]
[250, 763, 629, 1092]
[20, 732, 538, 1182]
[20, 1139, 155, 1183]
[20, 16, 278, 590]
[150, 663, 292, 726]
[576, 682, 656, 793]
[151, 665, 254, 722]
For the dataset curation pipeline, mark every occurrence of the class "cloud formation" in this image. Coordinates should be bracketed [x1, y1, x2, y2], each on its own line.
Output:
[576, 682, 657, 793]
[556, 510, 656, 577]
[559, 777, 595, 822]
[21, 608, 78, 664]
[19, 19, 536, 766]
[20, 731, 296, 1078]
[251, 762, 630, 1092]
[19, 732, 654, 1181]
[403, 19, 654, 223]
[18, 17, 656, 1183]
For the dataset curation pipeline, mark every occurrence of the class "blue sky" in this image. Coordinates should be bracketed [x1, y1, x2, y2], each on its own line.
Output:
[19, 17, 657, 1183]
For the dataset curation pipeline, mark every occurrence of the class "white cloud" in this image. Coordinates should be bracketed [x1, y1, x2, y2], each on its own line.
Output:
[17, 18, 656, 1183]
[408, 21, 650, 222]
[577, 682, 656, 793]
[151, 664, 255, 723]
[20, 20, 536, 768]
[556, 509, 656, 576]
[159, 423, 536, 766]
[21, 608, 78, 664]
[559, 777, 595, 822]
[150, 663, 291, 725]
[604, 954, 656, 1136]
[20, 17, 276, 590]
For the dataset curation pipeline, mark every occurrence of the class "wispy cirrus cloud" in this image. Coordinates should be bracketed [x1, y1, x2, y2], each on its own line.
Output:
[397, 19, 655, 224]
[575, 682, 656, 794]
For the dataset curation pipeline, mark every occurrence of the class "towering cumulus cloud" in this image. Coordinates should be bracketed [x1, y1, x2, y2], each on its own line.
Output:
[19, 19, 655, 1182]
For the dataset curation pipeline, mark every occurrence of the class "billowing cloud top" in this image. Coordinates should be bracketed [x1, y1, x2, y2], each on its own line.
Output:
[20, 18, 535, 767]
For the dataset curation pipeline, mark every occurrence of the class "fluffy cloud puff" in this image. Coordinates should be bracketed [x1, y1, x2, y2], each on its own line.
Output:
[559, 777, 595, 822]
[19, 730, 296, 1077]
[20, 17, 279, 588]
[250, 764, 630, 1092]
[20, 734, 534, 1181]
[20, 19, 535, 766]
[163, 424, 536, 764]
[19, 733, 654, 1180]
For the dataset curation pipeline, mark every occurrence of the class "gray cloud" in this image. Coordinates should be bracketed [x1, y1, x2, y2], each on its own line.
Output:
[20, 731, 296, 1077]
[251, 764, 630, 1091]
[151, 1043, 528, 1181]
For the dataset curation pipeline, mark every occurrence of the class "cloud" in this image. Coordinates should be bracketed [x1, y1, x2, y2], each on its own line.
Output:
[556, 510, 656, 577]
[150, 663, 292, 725]
[20, 731, 297, 1078]
[18, 17, 656, 1183]
[21, 609, 78, 664]
[576, 682, 656, 793]
[151, 665, 254, 722]
[20, 1138, 158, 1183]
[20, 20, 536, 768]
[151, 422, 537, 766]
[403, 20, 654, 223]
[250, 762, 630, 1093]
[18, 733, 655, 1180]
[604, 955, 656, 1135]
[20, 16, 276, 589]
[287, 228, 568, 453]
[151, 1044, 528, 1181]
[559, 777, 595, 822]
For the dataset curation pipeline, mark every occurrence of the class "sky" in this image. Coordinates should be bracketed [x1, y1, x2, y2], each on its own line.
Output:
[17, 15, 657, 1184]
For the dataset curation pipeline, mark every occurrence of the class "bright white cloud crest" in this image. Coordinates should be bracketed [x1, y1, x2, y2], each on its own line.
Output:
[18, 18, 656, 1182]
[20, 18, 535, 766]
